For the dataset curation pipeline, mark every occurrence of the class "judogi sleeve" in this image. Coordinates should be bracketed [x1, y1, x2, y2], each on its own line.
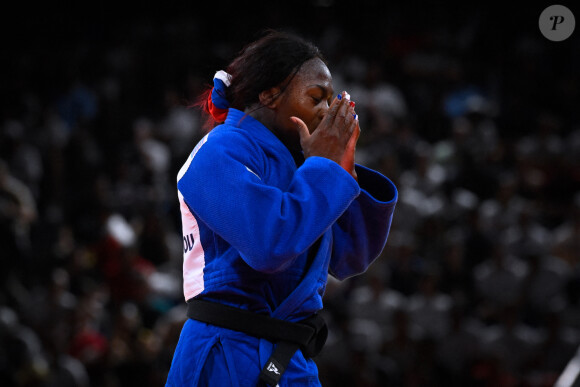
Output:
[329, 164, 398, 280]
[178, 131, 361, 273]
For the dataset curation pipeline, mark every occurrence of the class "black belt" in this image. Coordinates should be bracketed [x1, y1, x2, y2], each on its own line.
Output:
[186, 298, 328, 386]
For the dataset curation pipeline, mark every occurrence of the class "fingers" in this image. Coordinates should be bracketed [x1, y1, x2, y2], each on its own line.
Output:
[311, 90, 360, 145]
[341, 116, 360, 182]
[346, 118, 361, 152]
[299, 90, 361, 174]
[290, 116, 310, 143]
[337, 93, 357, 136]
[323, 91, 349, 121]
[325, 92, 344, 121]
[336, 94, 350, 122]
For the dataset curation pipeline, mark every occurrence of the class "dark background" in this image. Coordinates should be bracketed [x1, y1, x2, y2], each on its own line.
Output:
[1, 2, 579, 386]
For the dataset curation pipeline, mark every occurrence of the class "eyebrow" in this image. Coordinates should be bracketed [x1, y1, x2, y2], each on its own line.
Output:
[309, 84, 334, 98]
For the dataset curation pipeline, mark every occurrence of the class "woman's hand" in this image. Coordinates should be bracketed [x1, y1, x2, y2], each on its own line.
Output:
[291, 91, 360, 181]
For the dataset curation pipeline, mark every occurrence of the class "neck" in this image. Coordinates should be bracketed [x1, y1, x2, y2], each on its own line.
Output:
[245, 104, 273, 128]
[245, 105, 301, 153]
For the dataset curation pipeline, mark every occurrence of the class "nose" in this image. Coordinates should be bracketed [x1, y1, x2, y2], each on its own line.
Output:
[319, 101, 330, 119]
[311, 104, 328, 130]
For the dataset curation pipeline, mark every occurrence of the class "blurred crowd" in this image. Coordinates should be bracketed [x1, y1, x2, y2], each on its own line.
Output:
[1, 3, 579, 386]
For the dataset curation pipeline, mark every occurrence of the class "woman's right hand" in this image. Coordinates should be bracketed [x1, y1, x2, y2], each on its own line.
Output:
[291, 91, 360, 181]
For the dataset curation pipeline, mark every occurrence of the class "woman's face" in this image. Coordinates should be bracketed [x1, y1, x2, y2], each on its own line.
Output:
[273, 57, 334, 150]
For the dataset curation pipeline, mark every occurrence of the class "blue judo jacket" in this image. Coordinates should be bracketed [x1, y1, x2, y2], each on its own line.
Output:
[167, 108, 397, 386]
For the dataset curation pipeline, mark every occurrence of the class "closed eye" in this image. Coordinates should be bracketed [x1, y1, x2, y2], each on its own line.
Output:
[308, 84, 332, 105]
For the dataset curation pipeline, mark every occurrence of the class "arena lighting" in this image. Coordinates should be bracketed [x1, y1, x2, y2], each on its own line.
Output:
[555, 346, 580, 387]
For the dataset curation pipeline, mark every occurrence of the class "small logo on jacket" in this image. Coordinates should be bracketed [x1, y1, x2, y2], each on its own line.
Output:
[183, 233, 195, 253]
[266, 362, 280, 375]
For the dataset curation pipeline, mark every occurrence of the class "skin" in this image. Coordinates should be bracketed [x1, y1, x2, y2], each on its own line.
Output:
[247, 58, 360, 180]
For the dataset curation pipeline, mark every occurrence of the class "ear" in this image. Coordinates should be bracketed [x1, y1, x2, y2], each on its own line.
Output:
[259, 87, 281, 109]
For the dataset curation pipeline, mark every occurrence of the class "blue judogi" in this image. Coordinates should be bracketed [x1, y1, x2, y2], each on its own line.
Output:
[167, 108, 397, 386]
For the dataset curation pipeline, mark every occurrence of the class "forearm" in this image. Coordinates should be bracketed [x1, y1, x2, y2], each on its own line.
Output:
[329, 165, 397, 280]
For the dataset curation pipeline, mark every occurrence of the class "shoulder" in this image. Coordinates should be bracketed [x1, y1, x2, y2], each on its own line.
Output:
[183, 124, 268, 178]
[197, 124, 264, 158]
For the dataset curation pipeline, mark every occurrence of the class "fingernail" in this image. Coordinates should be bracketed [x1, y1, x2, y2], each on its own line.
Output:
[349, 101, 355, 107]
[337, 93, 342, 100]
[353, 114, 358, 120]
[345, 92, 350, 99]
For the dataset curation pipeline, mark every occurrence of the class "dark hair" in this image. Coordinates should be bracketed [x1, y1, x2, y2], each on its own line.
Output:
[196, 29, 326, 129]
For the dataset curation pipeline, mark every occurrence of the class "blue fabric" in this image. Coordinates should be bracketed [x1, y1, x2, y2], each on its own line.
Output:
[170, 108, 397, 385]
[211, 77, 230, 109]
[166, 319, 321, 387]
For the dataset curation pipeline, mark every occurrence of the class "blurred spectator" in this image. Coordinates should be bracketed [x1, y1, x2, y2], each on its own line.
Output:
[399, 141, 446, 198]
[134, 118, 171, 182]
[553, 193, 580, 267]
[520, 249, 570, 326]
[0, 159, 37, 295]
[378, 307, 420, 386]
[1, 120, 44, 199]
[56, 81, 98, 132]
[439, 229, 476, 303]
[157, 88, 202, 163]
[473, 243, 528, 323]
[479, 306, 542, 380]
[348, 263, 407, 340]
[526, 311, 580, 385]
[436, 304, 485, 386]
[478, 172, 527, 238]
[406, 268, 453, 341]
